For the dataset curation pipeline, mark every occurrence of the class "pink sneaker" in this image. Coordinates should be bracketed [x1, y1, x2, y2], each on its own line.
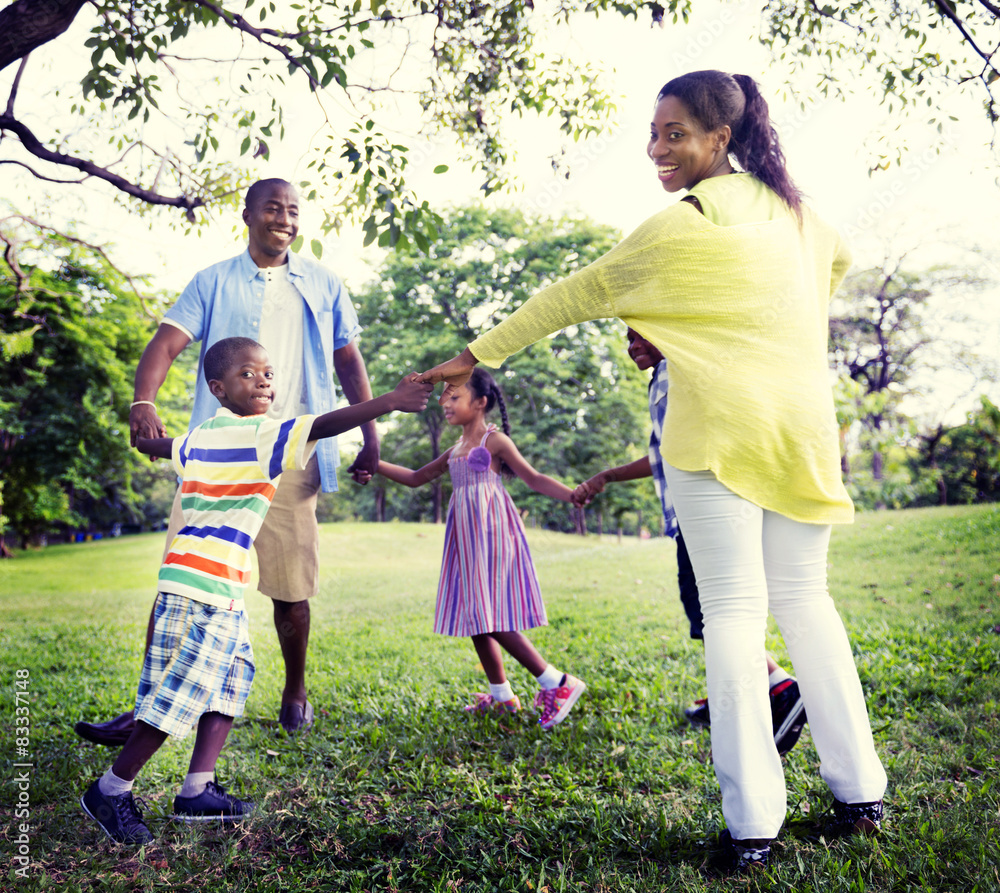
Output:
[464, 692, 521, 714]
[534, 674, 586, 729]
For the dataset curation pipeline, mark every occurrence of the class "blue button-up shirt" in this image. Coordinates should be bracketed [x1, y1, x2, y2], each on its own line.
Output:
[165, 249, 362, 492]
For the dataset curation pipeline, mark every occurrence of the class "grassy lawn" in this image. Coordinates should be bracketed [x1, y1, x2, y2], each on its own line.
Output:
[1, 505, 998, 891]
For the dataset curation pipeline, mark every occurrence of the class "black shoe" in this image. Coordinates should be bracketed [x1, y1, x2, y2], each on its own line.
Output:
[720, 829, 770, 874]
[684, 698, 711, 728]
[81, 780, 154, 844]
[278, 699, 314, 734]
[75, 711, 137, 746]
[172, 780, 254, 823]
[830, 798, 884, 836]
[770, 679, 807, 755]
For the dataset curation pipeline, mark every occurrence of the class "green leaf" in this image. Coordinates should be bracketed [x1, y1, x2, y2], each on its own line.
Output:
[311, 239, 323, 259]
[433, 164, 449, 174]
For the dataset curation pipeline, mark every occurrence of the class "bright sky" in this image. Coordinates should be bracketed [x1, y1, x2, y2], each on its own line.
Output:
[4, 2, 999, 424]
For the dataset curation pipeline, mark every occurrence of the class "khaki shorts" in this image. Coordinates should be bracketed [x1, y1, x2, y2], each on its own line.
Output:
[164, 455, 321, 602]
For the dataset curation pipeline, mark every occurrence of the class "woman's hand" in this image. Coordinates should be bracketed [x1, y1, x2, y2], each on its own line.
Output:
[417, 347, 478, 404]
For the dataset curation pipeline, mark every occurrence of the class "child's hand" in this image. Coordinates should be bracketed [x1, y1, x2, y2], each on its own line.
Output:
[353, 469, 374, 485]
[391, 373, 434, 412]
[572, 472, 609, 506]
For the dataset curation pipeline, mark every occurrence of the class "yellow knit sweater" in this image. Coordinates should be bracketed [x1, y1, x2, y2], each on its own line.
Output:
[469, 174, 854, 524]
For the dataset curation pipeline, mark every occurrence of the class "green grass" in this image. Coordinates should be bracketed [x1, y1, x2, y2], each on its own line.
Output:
[2, 505, 999, 891]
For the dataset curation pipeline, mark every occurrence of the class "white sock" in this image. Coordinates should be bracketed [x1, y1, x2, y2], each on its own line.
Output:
[768, 666, 792, 688]
[179, 770, 215, 798]
[535, 664, 564, 690]
[98, 768, 134, 797]
[489, 681, 515, 703]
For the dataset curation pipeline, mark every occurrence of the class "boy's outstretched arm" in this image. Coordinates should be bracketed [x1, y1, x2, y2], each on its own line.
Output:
[309, 375, 432, 441]
[136, 437, 174, 460]
[572, 457, 652, 505]
[376, 453, 450, 488]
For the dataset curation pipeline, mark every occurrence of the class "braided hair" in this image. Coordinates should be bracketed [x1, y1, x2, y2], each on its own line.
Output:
[656, 70, 803, 220]
[466, 367, 514, 478]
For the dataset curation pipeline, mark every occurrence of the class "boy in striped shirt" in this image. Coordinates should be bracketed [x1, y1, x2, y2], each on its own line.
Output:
[82, 337, 431, 845]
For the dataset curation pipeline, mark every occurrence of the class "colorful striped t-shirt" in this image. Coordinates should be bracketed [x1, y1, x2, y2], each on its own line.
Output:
[159, 408, 317, 610]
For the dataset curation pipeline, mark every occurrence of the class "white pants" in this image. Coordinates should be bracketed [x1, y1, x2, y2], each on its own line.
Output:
[663, 466, 887, 840]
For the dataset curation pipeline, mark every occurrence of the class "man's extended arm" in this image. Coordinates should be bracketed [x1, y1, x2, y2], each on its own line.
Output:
[130, 324, 192, 448]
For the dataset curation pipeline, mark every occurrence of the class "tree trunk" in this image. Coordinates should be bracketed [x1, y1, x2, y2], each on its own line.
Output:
[374, 486, 385, 523]
[0, 0, 89, 72]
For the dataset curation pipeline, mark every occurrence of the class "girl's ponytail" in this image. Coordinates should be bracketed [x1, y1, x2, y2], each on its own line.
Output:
[467, 367, 514, 478]
[657, 70, 802, 220]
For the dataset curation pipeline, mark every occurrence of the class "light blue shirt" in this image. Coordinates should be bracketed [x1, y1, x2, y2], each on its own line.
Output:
[165, 249, 362, 492]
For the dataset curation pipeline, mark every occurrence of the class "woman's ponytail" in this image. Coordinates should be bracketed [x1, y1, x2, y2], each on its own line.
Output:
[729, 74, 802, 220]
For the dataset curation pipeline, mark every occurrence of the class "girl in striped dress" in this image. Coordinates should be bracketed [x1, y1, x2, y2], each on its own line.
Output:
[374, 368, 586, 730]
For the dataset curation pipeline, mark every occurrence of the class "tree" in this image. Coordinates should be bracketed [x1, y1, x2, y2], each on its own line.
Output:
[830, 259, 933, 489]
[0, 220, 190, 550]
[351, 204, 658, 532]
[0, 0, 655, 249]
[2, 1, 997, 255]
[762, 0, 1000, 165]
[916, 395, 1000, 505]
[830, 249, 995, 509]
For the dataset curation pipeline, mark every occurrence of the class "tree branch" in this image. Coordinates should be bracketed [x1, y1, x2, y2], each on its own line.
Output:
[806, 1, 862, 32]
[1, 214, 159, 319]
[0, 0, 89, 72]
[977, 0, 1000, 20]
[187, 0, 323, 90]
[0, 159, 88, 185]
[4, 54, 29, 116]
[0, 114, 205, 220]
[933, 0, 1000, 75]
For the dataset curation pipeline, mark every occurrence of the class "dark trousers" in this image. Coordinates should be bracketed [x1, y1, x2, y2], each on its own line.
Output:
[675, 529, 703, 640]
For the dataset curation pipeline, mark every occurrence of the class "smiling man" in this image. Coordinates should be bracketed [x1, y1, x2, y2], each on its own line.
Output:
[75, 178, 380, 742]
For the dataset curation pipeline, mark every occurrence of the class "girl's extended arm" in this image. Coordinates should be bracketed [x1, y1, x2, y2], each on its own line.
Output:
[489, 432, 574, 502]
[136, 436, 174, 460]
[376, 452, 450, 488]
[573, 457, 652, 505]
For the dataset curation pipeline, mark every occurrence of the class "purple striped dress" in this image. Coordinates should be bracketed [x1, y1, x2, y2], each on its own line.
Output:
[433, 425, 549, 637]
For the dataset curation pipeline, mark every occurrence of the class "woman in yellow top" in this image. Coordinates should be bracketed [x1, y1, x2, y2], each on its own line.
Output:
[419, 70, 887, 872]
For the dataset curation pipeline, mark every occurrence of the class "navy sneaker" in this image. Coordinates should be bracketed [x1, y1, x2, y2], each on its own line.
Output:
[830, 798, 884, 836]
[720, 829, 770, 874]
[80, 779, 154, 845]
[171, 780, 254, 823]
[683, 698, 711, 728]
[770, 679, 807, 755]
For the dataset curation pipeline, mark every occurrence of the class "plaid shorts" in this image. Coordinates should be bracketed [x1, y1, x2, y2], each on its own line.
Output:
[135, 592, 255, 738]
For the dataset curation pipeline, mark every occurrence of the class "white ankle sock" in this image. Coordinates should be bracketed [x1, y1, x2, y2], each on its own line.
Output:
[179, 771, 215, 798]
[768, 666, 792, 688]
[489, 681, 515, 703]
[98, 768, 134, 797]
[535, 664, 563, 690]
